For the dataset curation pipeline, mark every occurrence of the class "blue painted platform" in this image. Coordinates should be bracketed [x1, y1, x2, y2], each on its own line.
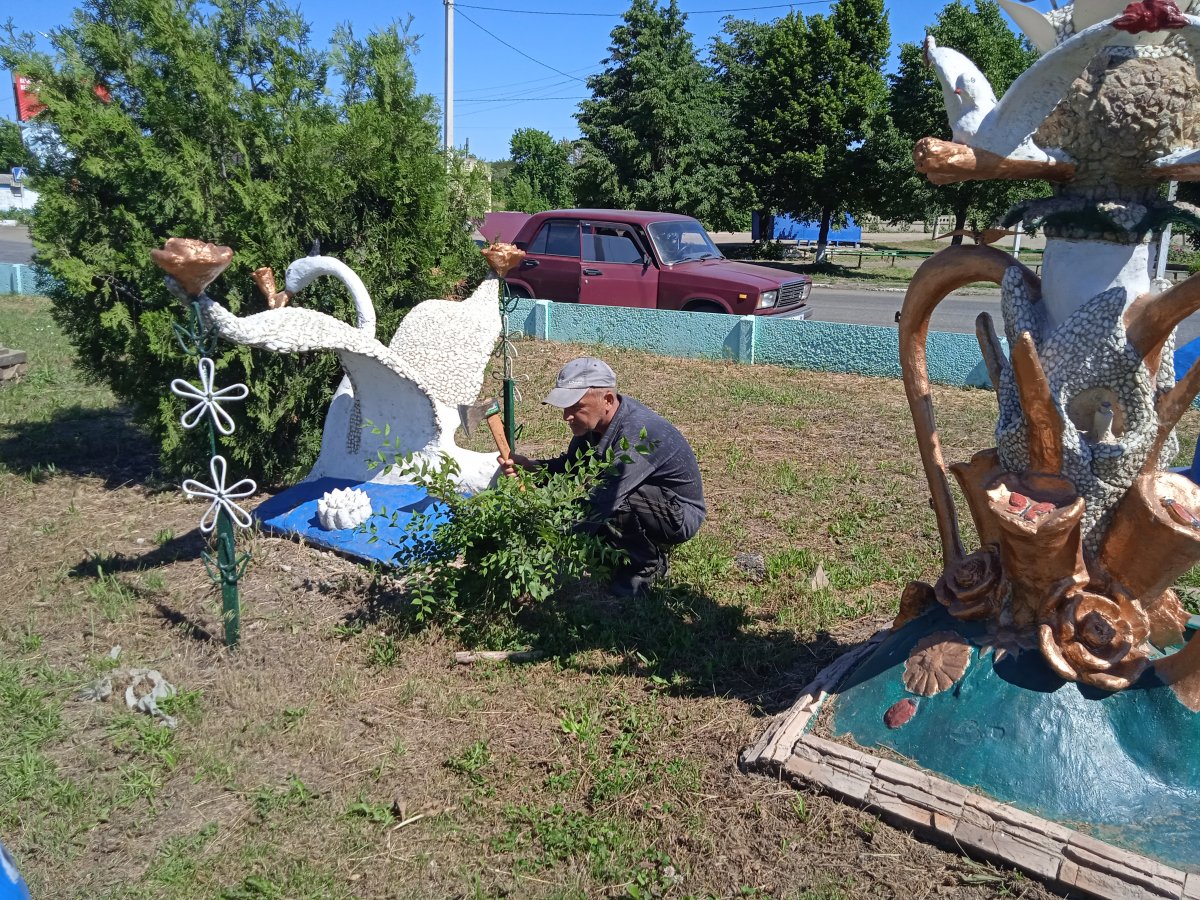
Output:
[827, 605, 1200, 871]
[253, 478, 450, 566]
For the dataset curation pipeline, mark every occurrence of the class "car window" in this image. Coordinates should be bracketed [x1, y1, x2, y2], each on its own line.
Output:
[647, 220, 721, 265]
[533, 221, 580, 258]
[582, 226, 644, 265]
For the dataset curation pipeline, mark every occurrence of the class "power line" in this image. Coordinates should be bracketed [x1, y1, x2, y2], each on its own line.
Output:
[455, 67, 599, 97]
[454, 1, 829, 15]
[456, 96, 585, 102]
[453, 7, 590, 82]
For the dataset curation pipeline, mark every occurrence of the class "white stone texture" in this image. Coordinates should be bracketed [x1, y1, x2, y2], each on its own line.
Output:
[199, 258, 502, 493]
[996, 270, 1165, 551]
[317, 487, 374, 530]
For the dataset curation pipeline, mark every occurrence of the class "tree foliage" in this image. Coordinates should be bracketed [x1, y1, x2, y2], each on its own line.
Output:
[573, 0, 745, 230]
[500, 127, 573, 214]
[0, 0, 487, 485]
[0, 121, 31, 172]
[737, 0, 892, 260]
[885, 0, 1047, 241]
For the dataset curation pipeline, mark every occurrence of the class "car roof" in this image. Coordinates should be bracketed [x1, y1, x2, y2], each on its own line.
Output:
[532, 209, 698, 226]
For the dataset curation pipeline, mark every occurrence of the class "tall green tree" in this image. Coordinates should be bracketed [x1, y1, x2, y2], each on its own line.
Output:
[740, 0, 892, 262]
[573, 0, 744, 229]
[0, 1, 486, 484]
[885, 0, 1046, 243]
[501, 128, 573, 214]
[709, 18, 769, 229]
[0, 120, 31, 171]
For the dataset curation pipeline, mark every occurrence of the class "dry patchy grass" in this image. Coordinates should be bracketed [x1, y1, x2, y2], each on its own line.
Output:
[3, 297, 1172, 899]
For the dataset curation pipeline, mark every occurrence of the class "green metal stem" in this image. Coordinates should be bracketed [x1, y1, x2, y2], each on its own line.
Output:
[503, 376, 516, 451]
[183, 297, 243, 648]
[499, 277, 517, 451]
[216, 509, 241, 646]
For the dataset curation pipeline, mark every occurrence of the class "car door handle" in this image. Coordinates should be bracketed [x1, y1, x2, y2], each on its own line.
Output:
[582, 268, 602, 276]
[520, 259, 539, 268]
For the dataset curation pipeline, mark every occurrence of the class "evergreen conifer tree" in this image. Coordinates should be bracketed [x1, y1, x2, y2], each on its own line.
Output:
[1, 2, 487, 484]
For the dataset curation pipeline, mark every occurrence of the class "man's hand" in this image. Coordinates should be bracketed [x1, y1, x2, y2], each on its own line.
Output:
[498, 452, 535, 478]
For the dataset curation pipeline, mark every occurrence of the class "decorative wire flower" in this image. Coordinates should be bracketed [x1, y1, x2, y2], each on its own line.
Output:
[182, 455, 258, 533]
[170, 357, 249, 435]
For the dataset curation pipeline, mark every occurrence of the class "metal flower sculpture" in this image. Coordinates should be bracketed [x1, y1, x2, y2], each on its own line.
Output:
[154, 237, 253, 647]
[170, 357, 249, 436]
[181, 455, 258, 534]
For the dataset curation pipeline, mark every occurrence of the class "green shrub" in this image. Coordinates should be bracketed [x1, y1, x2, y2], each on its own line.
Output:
[371, 444, 642, 631]
[0, 3, 488, 484]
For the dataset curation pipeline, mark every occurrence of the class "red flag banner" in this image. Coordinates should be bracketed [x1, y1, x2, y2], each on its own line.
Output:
[12, 73, 45, 122]
[11, 73, 110, 121]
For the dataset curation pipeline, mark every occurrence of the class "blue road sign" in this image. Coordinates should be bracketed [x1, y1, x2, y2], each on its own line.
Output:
[10, 168, 26, 185]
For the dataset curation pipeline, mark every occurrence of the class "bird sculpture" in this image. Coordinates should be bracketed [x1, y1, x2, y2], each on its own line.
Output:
[195, 253, 502, 493]
[934, 228, 1018, 245]
[924, 36, 998, 149]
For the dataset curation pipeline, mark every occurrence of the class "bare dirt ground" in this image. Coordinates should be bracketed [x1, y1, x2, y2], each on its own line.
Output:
[3, 297, 1158, 898]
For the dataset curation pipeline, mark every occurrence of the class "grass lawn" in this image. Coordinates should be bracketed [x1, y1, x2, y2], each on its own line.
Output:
[7, 294, 1189, 898]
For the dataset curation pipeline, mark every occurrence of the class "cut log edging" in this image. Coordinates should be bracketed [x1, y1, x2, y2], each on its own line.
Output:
[739, 630, 1199, 900]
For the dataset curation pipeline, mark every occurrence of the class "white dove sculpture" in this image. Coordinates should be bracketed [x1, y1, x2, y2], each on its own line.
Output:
[197, 254, 502, 493]
[923, 17, 1164, 166]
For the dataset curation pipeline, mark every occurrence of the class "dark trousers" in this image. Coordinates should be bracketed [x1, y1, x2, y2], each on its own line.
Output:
[603, 484, 689, 574]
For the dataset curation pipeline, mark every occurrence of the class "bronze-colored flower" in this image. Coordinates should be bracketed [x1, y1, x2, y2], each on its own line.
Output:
[151, 238, 234, 297]
[903, 631, 972, 696]
[934, 546, 1008, 621]
[481, 242, 526, 278]
[1038, 585, 1150, 692]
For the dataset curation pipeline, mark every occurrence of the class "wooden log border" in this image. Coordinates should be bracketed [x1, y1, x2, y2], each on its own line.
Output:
[739, 633, 1200, 900]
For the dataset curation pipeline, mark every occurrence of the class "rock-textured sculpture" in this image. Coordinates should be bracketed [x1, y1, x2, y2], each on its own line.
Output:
[185, 250, 503, 493]
[740, 5, 1200, 875]
[900, 0, 1200, 696]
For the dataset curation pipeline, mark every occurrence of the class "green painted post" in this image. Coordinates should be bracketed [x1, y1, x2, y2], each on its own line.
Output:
[216, 512, 241, 645]
[499, 278, 518, 451]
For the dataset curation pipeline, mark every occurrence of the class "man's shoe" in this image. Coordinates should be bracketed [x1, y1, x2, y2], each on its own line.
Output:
[609, 558, 668, 599]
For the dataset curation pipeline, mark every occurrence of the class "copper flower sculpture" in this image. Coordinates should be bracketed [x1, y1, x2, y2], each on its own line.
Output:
[903, 631, 973, 697]
[934, 547, 1007, 621]
[151, 238, 234, 297]
[1038, 586, 1151, 692]
[481, 242, 526, 278]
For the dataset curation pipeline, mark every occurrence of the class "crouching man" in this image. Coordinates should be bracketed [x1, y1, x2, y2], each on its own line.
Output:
[498, 356, 706, 597]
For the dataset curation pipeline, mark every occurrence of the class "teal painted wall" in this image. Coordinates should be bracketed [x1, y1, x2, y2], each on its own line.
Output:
[507, 298, 997, 391]
[0, 263, 51, 296]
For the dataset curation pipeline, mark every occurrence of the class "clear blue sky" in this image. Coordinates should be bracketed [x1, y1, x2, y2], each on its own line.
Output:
[2, 0, 1034, 161]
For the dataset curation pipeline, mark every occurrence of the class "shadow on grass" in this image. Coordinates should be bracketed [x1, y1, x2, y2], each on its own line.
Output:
[70, 530, 209, 578]
[0, 404, 156, 486]
[347, 575, 860, 718]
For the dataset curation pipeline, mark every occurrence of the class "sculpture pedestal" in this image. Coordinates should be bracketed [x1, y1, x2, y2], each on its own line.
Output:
[824, 605, 1200, 872]
[253, 478, 450, 566]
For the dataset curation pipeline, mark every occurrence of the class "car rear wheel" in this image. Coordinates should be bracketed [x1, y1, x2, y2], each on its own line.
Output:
[685, 300, 725, 314]
[506, 284, 532, 299]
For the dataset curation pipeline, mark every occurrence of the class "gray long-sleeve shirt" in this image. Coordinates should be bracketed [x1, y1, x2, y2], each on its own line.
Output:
[540, 395, 706, 538]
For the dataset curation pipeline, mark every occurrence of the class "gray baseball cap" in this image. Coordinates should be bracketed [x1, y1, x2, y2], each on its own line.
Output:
[543, 356, 617, 407]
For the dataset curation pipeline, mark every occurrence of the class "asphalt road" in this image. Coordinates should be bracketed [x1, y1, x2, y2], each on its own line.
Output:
[812, 284, 1200, 348]
[0, 225, 33, 264]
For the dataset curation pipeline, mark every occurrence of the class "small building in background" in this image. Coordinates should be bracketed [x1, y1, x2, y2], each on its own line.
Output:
[0, 172, 37, 214]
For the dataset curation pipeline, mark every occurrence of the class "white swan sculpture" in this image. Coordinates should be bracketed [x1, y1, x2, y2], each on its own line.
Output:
[198, 253, 503, 493]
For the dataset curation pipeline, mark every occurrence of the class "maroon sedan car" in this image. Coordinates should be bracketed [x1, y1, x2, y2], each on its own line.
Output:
[504, 209, 812, 318]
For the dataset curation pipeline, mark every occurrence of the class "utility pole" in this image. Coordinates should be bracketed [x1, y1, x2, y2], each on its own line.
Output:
[1156, 181, 1178, 280]
[444, 0, 454, 155]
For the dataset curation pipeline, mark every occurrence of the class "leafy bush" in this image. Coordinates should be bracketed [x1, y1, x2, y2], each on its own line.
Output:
[0, 3, 489, 484]
[370, 447, 636, 632]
